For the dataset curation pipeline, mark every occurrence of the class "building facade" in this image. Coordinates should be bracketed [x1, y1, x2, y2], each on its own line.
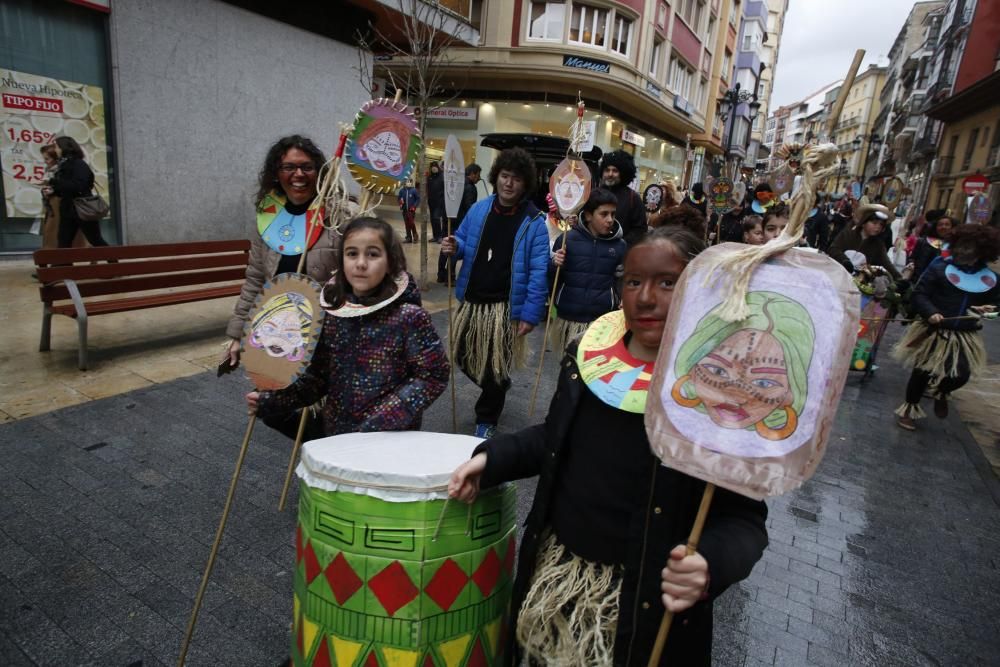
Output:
[721, 0, 768, 172]
[830, 65, 887, 182]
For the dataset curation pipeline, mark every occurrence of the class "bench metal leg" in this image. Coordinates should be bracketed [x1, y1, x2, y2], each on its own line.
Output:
[40, 304, 52, 352]
[77, 313, 89, 371]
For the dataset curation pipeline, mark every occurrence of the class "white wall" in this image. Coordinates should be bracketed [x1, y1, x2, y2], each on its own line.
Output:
[109, 0, 369, 243]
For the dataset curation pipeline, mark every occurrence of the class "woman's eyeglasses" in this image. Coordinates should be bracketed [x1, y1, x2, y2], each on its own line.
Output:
[279, 163, 317, 174]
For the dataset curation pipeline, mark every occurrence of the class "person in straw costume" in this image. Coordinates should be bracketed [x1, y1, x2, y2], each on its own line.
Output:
[894, 224, 1000, 430]
[441, 148, 550, 438]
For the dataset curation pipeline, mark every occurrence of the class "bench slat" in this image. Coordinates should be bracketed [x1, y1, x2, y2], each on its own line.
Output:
[50, 285, 243, 318]
[34, 240, 250, 265]
[40, 267, 248, 303]
[36, 252, 249, 283]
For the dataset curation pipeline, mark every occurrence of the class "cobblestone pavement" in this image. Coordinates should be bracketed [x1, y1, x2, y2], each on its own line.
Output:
[1, 312, 999, 666]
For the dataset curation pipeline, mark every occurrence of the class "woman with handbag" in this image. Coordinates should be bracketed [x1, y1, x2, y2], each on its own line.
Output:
[42, 136, 110, 248]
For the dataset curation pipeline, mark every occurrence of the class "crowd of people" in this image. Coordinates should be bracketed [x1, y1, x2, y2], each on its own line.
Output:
[220, 134, 997, 666]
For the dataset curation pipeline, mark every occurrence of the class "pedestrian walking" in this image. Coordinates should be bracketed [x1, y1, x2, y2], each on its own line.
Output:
[599, 150, 647, 246]
[440, 148, 549, 438]
[42, 136, 110, 249]
[426, 161, 445, 242]
[448, 225, 767, 666]
[246, 217, 449, 434]
[804, 194, 831, 250]
[38, 143, 88, 249]
[397, 180, 420, 243]
[894, 224, 1000, 430]
[548, 189, 626, 352]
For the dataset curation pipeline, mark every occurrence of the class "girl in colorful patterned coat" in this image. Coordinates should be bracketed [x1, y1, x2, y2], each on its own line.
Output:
[246, 217, 449, 435]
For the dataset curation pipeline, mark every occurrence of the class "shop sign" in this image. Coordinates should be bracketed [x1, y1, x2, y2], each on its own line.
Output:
[673, 95, 692, 116]
[1, 68, 110, 220]
[646, 81, 662, 98]
[562, 55, 611, 74]
[416, 106, 478, 121]
[962, 174, 989, 195]
[620, 129, 646, 148]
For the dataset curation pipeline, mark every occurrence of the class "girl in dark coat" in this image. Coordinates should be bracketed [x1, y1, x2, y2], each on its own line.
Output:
[909, 213, 954, 280]
[549, 189, 626, 351]
[828, 204, 902, 281]
[449, 226, 768, 666]
[894, 224, 1000, 430]
[44, 136, 109, 248]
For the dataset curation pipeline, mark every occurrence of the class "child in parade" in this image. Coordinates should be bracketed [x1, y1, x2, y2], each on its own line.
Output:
[762, 202, 790, 241]
[828, 204, 902, 281]
[742, 215, 764, 245]
[246, 217, 449, 434]
[909, 211, 953, 280]
[548, 189, 627, 352]
[894, 224, 1000, 431]
[448, 226, 768, 666]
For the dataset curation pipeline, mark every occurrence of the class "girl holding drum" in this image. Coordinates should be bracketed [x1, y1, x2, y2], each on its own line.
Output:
[246, 217, 449, 434]
[449, 226, 768, 666]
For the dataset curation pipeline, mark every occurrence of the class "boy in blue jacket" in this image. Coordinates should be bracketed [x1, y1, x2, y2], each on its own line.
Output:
[441, 148, 549, 438]
[549, 189, 626, 351]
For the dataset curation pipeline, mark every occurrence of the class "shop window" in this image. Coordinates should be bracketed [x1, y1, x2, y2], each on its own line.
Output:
[610, 14, 633, 57]
[650, 38, 663, 78]
[529, 0, 565, 41]
[569, 3, 608, 48]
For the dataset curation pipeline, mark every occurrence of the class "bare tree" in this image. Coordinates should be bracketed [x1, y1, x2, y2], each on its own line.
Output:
[356, 0, 472, 286]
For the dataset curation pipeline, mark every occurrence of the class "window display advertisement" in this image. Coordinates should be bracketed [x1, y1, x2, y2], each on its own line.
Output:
[1, 68, 109, 220]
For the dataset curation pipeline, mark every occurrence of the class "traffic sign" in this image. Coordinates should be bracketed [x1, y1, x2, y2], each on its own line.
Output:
[962, 174, 990, 195]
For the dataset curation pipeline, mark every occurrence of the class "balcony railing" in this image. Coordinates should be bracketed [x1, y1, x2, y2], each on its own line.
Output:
[835, 117, 860, 132]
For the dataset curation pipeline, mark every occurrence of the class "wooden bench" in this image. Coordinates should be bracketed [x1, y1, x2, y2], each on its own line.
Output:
[34, 240, 251, 370]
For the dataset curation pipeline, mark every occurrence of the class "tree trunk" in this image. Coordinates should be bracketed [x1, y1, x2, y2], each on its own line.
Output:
[417, 115, 429, 288]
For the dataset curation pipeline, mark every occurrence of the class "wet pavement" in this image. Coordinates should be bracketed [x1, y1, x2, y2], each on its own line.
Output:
[1, 312, 999, 666]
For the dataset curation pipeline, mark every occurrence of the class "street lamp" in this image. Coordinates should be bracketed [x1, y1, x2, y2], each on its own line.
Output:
[856, 132, 882, 181]
[718, 84, 757, 177]
[834, 157, 848, 193]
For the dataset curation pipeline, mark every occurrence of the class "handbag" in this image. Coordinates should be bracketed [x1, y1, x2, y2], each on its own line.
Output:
[74, 193, 110, 222]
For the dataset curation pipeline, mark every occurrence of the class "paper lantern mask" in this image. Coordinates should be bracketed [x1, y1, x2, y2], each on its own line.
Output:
[346, 99, 423, 193]
[646, 245, 860, 500]
[443, 134, 465, 220]
[548, 157, 591, 219]
[643, 184, 664, 211]
[968, 193, 993, 224]
[257, 192, 325, 256]
[881, 177, 904, 212]
[243, 273, 325, 391]
[769, 164, 795, 198]
[710, 177, 734, 215]
[850, 181, 862, 200]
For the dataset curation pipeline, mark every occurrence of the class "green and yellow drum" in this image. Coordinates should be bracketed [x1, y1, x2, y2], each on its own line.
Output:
[293, 432, 516, 667]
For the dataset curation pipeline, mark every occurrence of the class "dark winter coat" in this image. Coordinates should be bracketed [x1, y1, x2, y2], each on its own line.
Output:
[718, 210, 745, 244]
[805, 210, 830, 250]
[49, 156, 95, 229]
[828, 225, 902, 281]
[910, 258, 1000, 332]
[551, 221, 626, 322]
[603, 184, 647, 246]
[426, 171, 445, 216]
[256, 275, 449, 434]
[910, 237, 945, 281]
[474, 346, 769, 666]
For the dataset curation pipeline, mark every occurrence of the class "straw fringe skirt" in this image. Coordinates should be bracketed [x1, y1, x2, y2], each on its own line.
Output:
[892, 321, 986, 379]
[516, 533, 622, 667]
[452, 301, 527, 384]
[548, 317, 590, 354]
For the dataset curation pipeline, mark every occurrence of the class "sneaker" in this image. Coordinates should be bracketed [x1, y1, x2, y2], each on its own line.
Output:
[474, 423, 497, 439]
[933, 395, 948, 419]
[896, 416, 917, 431]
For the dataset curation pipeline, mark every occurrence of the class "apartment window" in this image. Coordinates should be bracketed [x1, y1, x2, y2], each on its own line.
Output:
[981, 127, 990, 147]
[721, 49, 732, 80]
[569, 3, 608, 48]
[528, 1, 566, 41]
[669, 56, 694, 100]
[707, 15, 717, 44]
[657, 2, 668, 28]
[693, 1, 705, 32]
[610, 14, 633, 56]
[649, 38, 663, 77]
[729, 0, 738, 26]
[698, 76, 708, 109]
[961, 128, 980, 171]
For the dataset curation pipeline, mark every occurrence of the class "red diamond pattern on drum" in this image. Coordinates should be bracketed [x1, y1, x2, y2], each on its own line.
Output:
[422, 653, 436, 667]
[368, 561, 419, 616]
[467, 636, 488, 667]
[296, 526, 303, 565]
[312, 636, 332, 667]
[324, 552, 363, 605]
[303, 539, 322, 584]
[296, 621, 304, 660]
[502, 536, 515, 577]
[364, 650, 380, 667]
[472, 549, 501, 597]
[424, 558, 468, 611]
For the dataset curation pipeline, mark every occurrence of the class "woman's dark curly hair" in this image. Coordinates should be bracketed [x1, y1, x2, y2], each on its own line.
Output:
[653, 204, 707, 239]
[762, 201, 789, 224]
[321, 217, 408, 308]
[949, 224, 1000, 264]
[489, 147, 538, 198]
[255, 135, 326, 209]
[55, 136, 85, 160]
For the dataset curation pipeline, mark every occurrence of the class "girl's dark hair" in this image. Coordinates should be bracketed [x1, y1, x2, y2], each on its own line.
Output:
[949, 224, 1000, 263]
[742, 215, 763, 234]
[653, 204, 707, 239]
[489, 147, 538, 198]
[580, 188, 618, 218]
[322, 217, 407, 308]
[55, 136, 84, 160]
[626, 225, 706, 265]
[255, 135, 326, 209]
[762, 201, 789, 224]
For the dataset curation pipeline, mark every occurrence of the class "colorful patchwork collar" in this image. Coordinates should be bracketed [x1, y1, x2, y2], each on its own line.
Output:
[576, 310, 654, 414]
[256, 191, 324, 256]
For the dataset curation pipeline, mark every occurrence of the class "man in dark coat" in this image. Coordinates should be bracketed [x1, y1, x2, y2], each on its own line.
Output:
[426, 161, 446, 242]
[599, 150, 647, 246]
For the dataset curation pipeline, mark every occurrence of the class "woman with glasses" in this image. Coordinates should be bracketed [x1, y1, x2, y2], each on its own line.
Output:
[222, 136, 353, 405]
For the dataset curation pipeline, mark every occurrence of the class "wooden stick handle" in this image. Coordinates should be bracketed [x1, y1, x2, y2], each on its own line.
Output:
[447, 216, 458, 434]
[646, 483, 716, 667]
[277, 409, 310, 511]
[178, 415, 257, 666]
[528, 236, 564, 418]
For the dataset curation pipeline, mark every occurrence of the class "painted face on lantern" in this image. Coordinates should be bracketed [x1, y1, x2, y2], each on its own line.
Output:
[689, 329, 793, 430]
[360, 131, 403, 173]
[248, 292, 312, 361]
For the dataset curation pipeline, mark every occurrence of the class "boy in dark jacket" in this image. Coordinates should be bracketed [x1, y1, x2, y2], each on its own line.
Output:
[549, 189, 626, 351]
